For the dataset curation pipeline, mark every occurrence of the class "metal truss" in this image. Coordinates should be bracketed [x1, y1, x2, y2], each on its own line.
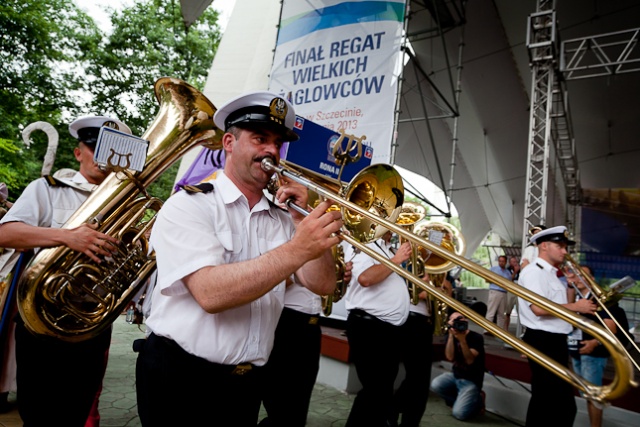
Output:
[523, 0, 581, 250]
[523, 2, 557, 249]
[561, 27, 640, 80]
[523, 4, 640, 250]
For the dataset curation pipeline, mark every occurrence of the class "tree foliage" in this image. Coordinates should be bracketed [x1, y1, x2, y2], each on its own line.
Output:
[0, 0, 101, 196]
[86, 0, 221, 135]
[0, 0, 221, 202]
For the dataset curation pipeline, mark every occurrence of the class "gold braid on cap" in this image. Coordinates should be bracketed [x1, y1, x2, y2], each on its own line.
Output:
[269, 97, 287, 126]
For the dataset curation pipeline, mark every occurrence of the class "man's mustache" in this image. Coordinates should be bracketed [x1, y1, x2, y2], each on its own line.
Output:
[255, 155, 276, 165]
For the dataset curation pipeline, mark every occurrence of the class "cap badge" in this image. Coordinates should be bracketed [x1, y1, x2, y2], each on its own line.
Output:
[269, 97, 287, 126]
[103, 120, 120, 131]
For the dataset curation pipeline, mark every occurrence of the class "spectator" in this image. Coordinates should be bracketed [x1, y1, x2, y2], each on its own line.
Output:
[503, 256, 521, 331]
[485, 255, 512, 331]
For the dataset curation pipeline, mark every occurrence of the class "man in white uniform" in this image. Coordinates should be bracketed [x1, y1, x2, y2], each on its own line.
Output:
[517, 225, 596, 427]
[136, 91, 340, 427]
[345, 231, 411, 427]
[0, 115, 130, 426]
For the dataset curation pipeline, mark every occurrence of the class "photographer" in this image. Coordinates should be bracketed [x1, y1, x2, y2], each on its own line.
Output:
[430, 312, 485, 421]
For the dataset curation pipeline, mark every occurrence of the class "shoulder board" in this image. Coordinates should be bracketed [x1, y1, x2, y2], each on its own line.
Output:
[181, 183, 214, 194]
[43, 175, 69, 188]
[536, 263, 544, 269]
[268, 200, 289, 213]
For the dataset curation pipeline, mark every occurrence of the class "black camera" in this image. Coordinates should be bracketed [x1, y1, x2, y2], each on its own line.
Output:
[448, 318, 468, 332]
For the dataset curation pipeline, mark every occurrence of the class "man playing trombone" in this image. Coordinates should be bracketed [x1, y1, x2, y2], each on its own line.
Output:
[135, 91, 339, 426]
[517, 225, 597, 427]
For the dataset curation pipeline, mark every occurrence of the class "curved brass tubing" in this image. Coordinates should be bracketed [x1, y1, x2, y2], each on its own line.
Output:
[262, 158, 634, 404]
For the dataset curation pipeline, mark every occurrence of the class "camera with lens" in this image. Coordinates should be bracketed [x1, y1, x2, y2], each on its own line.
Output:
[448, 318, 468, 332]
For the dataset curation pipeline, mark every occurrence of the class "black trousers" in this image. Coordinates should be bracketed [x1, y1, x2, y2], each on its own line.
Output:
[392, 312, 434, 427]
[346, 309, 403, 427]
[135, 333, 263, 427]
[523, 328, 576, 427]
[15, 320, 111, 427]
[259, 307, 321, 427]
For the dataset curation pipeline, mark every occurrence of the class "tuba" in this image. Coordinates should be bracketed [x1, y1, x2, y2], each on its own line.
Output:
[17, 77, 223, 342]
[413, 221, 466, 335]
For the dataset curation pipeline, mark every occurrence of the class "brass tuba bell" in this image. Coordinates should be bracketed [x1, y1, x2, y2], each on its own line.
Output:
[17, 77, 223, 342]
[413, 221, 466, 335]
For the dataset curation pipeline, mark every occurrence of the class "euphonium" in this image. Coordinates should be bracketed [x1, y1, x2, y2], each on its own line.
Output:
[413, 221, 465, 335]
[17, 77, 223, 342]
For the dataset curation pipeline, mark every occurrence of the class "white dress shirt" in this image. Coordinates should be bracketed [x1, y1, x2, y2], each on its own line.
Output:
[284, 282, 322, 315]
[0, 172, 91, 229]
[518, 257, 572, 334]
[345, 238, 409, 326]
[146, 171, 295, 366]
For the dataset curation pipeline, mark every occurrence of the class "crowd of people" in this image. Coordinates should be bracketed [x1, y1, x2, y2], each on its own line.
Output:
[0, 90, 633, 427]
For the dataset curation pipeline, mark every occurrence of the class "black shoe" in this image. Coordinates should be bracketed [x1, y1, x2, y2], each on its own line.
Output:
[0, 397, 15, 414]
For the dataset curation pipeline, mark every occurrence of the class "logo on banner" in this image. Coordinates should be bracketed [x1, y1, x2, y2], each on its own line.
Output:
[327, 135, 341, 162]
[294, 116, 304, 130]
[364, 146, 373, 159]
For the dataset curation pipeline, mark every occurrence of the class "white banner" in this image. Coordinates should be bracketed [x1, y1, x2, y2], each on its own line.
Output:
[269, 0, 406, 164]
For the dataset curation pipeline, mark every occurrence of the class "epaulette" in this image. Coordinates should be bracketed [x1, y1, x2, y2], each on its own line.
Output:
[536, 263, 544, 269]
[268, 200, 289, 213]
[180, 183, 214, 194]
[43, 175, 69, 188]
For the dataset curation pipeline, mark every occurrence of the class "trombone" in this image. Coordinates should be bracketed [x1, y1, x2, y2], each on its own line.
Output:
[563, 254, 640, 374]
[261, 158, 634, 404]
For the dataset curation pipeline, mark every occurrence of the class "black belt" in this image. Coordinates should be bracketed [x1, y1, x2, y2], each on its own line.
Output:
[281, 306, 320, 325]
[147, 333, 258, 376]
[349, 308, 377, 321]
[409, 311, 429, 319]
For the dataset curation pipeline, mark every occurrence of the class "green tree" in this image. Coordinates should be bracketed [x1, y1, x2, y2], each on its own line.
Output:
[0, 0, 102, 197]
[0, 0, 222, 201]
[86, 0, 221, 199]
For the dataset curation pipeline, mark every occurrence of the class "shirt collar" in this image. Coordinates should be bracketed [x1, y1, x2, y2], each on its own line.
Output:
[534, 257, 557, 273]
[217, 170, 276, 217]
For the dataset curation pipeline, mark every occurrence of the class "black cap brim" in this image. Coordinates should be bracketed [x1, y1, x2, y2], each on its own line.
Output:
[537, 236, 576, 246]
[234, 121, 300, 142]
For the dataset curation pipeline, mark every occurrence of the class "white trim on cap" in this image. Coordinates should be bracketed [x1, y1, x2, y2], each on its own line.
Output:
[69, 115, 132, 138]
[529, 225, 567, 244]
